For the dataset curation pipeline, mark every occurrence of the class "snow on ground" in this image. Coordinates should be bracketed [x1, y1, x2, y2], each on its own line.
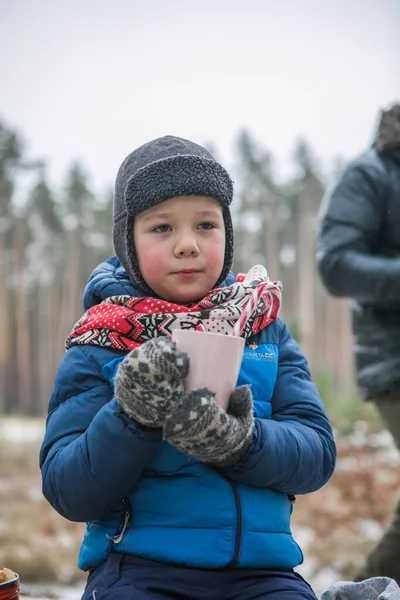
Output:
[20, 583, 83, 600]
[0, 417, 45, 444]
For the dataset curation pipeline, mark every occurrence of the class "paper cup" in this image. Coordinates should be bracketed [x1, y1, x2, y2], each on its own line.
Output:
[172, 330, 245, 410]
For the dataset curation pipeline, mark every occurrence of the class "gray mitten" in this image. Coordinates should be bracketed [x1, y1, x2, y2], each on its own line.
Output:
[163, 385, 254, 467]
[115, 338, 189, 428]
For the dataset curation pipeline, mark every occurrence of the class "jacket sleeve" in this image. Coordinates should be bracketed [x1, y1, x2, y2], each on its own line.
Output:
[317, 158, 400, 303]
[220, 324, 336, 494]
[40, 346, 162, 523]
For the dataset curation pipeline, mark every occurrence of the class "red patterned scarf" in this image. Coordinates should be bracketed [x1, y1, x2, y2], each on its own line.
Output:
[66, 265, 282, 351]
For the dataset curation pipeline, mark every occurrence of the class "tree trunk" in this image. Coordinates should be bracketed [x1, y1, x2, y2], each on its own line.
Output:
[0, 229, 9, 410]
[58, 227, 82, 349]
[263, 192, 280, 281]
[297, 187, 315, 363]
[13, 221, 32, 413]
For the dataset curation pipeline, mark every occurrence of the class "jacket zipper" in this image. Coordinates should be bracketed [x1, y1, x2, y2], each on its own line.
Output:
[112, 497, 132, 545]
[227, 480, 242, 567]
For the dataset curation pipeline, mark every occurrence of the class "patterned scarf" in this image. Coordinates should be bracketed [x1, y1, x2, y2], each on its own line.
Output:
[66, 265, 282, 351]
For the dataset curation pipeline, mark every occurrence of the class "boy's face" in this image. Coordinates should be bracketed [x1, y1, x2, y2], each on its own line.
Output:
[133, 195, 226, 304]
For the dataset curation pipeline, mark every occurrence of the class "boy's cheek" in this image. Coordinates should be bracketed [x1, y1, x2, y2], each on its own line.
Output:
[137, 239, 164, 268]
[139, 252, 166, 279]
[205, 244, 225, 271]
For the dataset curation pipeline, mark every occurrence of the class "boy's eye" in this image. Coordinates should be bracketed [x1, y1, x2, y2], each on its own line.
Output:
[198, 222, 215, 230]
[153, 224, 171, 233]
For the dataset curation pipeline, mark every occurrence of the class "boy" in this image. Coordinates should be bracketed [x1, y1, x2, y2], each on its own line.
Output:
[40, 135, 336, 599]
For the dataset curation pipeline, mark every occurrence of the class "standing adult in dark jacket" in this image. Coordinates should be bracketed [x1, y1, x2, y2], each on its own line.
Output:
[317, 103, 400, 583]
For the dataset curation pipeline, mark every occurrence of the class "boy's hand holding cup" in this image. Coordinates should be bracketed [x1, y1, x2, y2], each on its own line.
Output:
[164, 329, 254, 467]
[115, 329, 254, 467]
[115, 337, 189, 428]
[164, 383, 254, 467]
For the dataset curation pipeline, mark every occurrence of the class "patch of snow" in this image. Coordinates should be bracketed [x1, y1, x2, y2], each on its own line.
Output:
[0, 418, 45, 444]
[292, 525, 314, 548]
[58, 533, 76, 549]
[312, 568, 342, 596]
[20, 584, 83, 600]
[355, 518, 383, 542]
[28, 487, 43, 502]
[297, 560, 339, 596]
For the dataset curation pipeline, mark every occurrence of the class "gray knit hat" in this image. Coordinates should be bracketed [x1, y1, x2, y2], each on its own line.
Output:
[113, 135, 234, 296]
[375, 103, 400, 154]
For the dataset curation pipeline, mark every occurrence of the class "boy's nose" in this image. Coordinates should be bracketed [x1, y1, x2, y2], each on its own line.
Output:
[174, 234, 200, 257]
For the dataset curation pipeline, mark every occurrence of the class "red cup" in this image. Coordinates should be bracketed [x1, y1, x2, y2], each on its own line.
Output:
[0, 573, 19, 600]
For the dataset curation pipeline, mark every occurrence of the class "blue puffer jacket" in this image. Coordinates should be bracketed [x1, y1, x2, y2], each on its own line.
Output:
[40, 257, 336, 572]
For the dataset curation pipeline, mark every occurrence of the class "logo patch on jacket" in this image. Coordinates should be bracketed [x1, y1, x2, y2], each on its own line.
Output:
[246, 350, 275, 361]
[237, 343, 278, 417]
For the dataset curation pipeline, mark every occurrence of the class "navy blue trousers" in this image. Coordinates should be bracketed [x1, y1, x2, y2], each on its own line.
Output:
[81, 553, 318, 599]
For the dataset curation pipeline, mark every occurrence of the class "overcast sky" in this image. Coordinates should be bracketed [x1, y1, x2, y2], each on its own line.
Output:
[1, 0, 399, 193]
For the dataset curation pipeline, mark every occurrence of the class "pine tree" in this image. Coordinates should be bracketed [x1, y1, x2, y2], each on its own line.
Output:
[28, 176, 65, 413]
[0, 122, 24, 412]
[59, 162, 94, 341]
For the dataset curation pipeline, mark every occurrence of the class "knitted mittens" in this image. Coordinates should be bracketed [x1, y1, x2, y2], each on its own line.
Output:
[114, 338, 189, 427]
[115, 337, 254, 466]
[163, 385, 254, 467]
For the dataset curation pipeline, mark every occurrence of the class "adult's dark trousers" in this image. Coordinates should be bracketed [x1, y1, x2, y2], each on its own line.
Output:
[355, 391, 400, 584]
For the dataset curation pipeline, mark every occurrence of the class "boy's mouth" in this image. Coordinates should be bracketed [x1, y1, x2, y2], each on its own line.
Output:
[173, 269, 201, 279]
